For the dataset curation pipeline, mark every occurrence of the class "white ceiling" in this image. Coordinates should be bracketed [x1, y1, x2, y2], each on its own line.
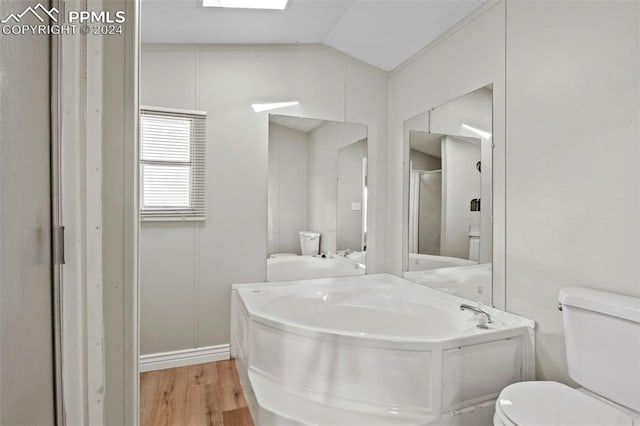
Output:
[141, 0, 486, 71]
[270, 114, 326, 133]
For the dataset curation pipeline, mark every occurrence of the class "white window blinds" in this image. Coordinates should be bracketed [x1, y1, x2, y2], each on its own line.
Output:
[140, 107, 207, 220]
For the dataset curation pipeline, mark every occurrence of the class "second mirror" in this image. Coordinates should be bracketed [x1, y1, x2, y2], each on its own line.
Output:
[267, 115, 368, 281]
[403, 85, 493, 305]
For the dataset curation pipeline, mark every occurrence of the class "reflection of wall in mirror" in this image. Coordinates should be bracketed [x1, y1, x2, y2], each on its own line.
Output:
[418, 171, 442, 255]
[410, 148, 440, 171]
[308, 122, 367, 253]
[337, 139, 367, 251]
[479, 136, 492, 263]
[441, 136, 481, 260]
[430, 87, 492, 263]
[268, 120, 367, 256]
[409, 147, 442, 255]
[430, 87, 492, 136]
[268, 123, 309, 255]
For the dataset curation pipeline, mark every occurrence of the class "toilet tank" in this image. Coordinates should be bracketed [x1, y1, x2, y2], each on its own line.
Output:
[299, 231, 320, 256]
[559, 287, 640, 411]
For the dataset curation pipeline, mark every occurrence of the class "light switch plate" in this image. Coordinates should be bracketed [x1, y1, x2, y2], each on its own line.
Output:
[351, 202, 361, 211]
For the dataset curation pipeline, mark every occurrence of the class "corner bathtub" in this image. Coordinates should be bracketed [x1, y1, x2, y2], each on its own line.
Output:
[267, 254, 365, 282]
[230, 274, 534, 425]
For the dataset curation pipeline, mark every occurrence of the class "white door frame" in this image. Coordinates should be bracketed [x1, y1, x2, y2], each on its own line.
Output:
[55, 0, 106, 422]
[55, 0, 141, 424]
[101, 0, 140, 423]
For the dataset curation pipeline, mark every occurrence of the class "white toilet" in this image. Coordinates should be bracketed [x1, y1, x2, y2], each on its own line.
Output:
[494, 287, 640, 425]
[298, 231, 320, 256]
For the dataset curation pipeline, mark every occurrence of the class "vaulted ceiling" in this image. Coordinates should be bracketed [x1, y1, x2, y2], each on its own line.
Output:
[141, 0, 486, 71]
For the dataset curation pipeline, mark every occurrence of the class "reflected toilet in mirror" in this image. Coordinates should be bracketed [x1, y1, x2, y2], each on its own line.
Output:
[403, 85, 493, 305]
[267, 115, 368, 281]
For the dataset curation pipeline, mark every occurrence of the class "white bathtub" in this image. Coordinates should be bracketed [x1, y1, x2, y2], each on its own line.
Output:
[408, 253, 477, 271]
[404, 263, 492, 305]
[344, 250, 366, 265]
[267, 254, 365, 282]
[231, 274, 534, 425]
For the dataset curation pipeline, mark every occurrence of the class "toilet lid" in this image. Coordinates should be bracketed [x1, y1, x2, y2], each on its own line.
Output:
[497, 382, 632, 426]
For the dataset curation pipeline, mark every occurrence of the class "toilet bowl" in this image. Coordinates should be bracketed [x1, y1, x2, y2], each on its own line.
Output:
[493, 287, 640, 426]
[493, 382, 634, 426]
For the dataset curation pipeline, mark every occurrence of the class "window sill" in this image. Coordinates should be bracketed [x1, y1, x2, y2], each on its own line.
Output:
[140, 216, 206, 223]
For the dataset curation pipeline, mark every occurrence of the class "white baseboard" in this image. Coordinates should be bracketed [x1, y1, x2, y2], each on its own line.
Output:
[139, 344, 230, 373]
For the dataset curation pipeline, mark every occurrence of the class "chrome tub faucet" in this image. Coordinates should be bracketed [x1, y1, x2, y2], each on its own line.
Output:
[460, 304, 492, 329]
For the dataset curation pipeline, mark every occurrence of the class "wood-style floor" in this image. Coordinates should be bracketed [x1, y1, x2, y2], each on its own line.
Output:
[140, 360, 254, 426]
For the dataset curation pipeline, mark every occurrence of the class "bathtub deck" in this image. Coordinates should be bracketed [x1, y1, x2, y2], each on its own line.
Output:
[140, 360, 254, 426]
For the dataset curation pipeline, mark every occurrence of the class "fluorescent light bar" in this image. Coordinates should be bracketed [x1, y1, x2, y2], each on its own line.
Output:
[203, 0, 288, 9]
[462, 124, 492, 139]
[251, 101, 299, 112]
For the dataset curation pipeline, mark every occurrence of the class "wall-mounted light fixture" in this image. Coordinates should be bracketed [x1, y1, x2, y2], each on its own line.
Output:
[251, 101, 299, 112]
[203, 0, 288, 10]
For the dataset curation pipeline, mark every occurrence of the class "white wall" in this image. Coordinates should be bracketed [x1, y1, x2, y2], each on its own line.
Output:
[440, 136, 481, 259]
[389, 0, 640, 385]
[268, 123, 309, 255]
[307, 121, 368, 253]
[504, 0, 640, 383]
[337, 139, 367, 251]
[140, 45, 387, 355]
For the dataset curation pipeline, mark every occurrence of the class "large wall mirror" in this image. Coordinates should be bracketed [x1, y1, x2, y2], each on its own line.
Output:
[403, 85, 493, 304]
[267, 115, 368, 281]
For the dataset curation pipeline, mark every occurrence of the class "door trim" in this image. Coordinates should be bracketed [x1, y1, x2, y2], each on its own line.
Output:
[54, 0, 108, 424]
[50, 2, 64, 424]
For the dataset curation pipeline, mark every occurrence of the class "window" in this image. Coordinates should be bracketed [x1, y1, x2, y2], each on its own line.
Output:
[140, 107, 207, 220]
